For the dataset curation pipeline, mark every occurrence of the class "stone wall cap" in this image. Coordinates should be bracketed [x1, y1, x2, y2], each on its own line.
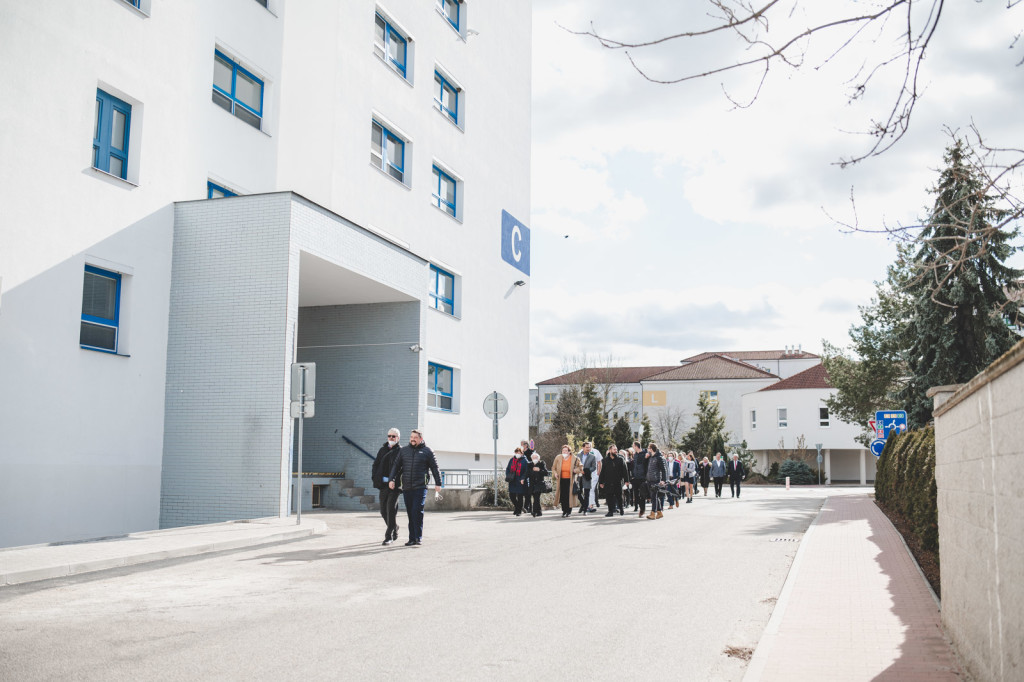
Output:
[933, 338, 1024, 418]
[926, 384, 963, 398]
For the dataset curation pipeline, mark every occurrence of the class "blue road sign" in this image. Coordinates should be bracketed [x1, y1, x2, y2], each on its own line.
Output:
[874, 410, 908, 439]
[870, 439, 886, 457]
[500, 210, 530, 276]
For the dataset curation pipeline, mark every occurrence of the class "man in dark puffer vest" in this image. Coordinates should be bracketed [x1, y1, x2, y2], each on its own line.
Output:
[389, 428, 442, 546]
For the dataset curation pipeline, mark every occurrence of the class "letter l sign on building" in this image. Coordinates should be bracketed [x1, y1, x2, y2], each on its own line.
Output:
[500, 210, 530, 276]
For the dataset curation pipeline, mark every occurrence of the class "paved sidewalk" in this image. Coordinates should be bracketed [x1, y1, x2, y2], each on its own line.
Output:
[0, 517, 325, 586]
[744, 494, 961, 681]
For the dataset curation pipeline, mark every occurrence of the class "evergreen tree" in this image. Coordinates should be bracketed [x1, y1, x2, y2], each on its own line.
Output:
[582, 381, 612, 452]
[550, 386, 585, 445]
[899, 140, 1023, 426]
[611, 416, 633, 450]
[679, 394, 730, 459]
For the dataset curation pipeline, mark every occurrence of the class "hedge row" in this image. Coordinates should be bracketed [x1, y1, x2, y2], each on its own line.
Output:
[874, 426, 938, 552]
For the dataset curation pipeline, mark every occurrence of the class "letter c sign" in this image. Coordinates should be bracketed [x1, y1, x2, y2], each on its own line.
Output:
[500, 210, 530, 276]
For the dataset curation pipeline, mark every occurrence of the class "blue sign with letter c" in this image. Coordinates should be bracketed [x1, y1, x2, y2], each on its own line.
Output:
[501, 210, 530, 276]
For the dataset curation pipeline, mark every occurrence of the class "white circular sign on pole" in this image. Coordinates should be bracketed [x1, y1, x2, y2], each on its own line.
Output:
[482, 391, 509, 419]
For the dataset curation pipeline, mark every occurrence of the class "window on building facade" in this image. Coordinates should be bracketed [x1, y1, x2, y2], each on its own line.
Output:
[207, 181, 237, 199]
[429, 264, 455, 315]
[632, 411, 639, 422]
[371, 120, 405, 182]
[212, 50, 264, 129]
[543, 413, 553, 424]
[777, 408, 788, 428]
[432, 165, 458, 217]
[434, 70, 459, 124]
[374, 12, 408, 77]
[751, 409, 757, 430]
[93, 90, 131, 179]
[544, 392, 556, 404]
[427, 362, 454, 411]
[80, 266, 121, 353]
[438, 0, 459, 31]
[819, 407, 830, 428]
[700, 390, 719, 404]
[632, 391, 639, 401]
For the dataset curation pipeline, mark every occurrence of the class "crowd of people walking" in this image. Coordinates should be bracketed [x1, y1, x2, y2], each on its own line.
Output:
[370, 427, 747, 547]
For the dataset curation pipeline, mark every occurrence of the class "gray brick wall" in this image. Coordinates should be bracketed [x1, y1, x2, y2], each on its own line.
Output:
[161, 194, 294, 528]
[295, 302, 420, 490]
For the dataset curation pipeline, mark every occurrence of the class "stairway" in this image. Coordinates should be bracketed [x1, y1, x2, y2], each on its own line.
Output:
[330, 478, 379, 512]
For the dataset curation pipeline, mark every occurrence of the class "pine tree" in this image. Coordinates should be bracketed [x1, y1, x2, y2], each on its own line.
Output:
[611, 416, 633, 450]
[640, 415, 653, 447]
[550, 386, 585, 445]
[680, 394, 730, 459]
[582, 381, 612, 452]
[899, 140, 1023, 426]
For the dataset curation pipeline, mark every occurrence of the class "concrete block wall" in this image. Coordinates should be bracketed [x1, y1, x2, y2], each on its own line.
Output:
[160, 194, 293, 528]
[296, 302, 421, 489]
[932, 339, 1024, 682]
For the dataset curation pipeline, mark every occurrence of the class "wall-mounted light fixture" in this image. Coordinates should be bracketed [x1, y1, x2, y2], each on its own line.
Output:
[409, 343, 422, 352]
[513, 280, 525, 287]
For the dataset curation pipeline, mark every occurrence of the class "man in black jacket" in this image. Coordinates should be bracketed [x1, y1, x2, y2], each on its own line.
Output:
[388, 429, 442, 546]
[631, 442, 648, 517]
[520, 439, 534, 515]
[371, 428, 402, 545]
[729, 453, 746, 499]
[598, 445, 629, 516]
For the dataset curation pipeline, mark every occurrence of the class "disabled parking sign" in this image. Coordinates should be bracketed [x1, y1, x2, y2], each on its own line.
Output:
[868, 410, 907, 457]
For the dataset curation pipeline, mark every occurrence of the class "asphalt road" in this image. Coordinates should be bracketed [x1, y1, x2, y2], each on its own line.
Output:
[0, 487, 862, 681]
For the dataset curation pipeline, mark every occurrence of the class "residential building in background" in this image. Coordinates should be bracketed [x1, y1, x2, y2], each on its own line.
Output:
[0, 0, 532, 548]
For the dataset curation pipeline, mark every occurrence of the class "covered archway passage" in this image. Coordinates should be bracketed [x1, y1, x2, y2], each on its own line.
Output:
[161, 192, 427, 528]
[294, 251, 423, 511]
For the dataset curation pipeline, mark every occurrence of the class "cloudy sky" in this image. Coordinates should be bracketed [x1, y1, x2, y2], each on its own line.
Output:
[527, 0, 1024, 385]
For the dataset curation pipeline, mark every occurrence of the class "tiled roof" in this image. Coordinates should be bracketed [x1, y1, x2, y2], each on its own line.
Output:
[682, 350, 820, 362]
[643, 355, 779, 381]
[536, 366, 678, 386]
[758, 363, 831, 391]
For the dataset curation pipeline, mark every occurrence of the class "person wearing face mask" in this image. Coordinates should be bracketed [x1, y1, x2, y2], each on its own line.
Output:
[597, 445, 629, 516]
[371, 428, 403, 545]
[645, 443, 668, 520]
[527, 452, 549, 517]
[551, 445, 583, 517]
[520, 440, 535, 515]
[505, 447, 530, 517]
[388, 429, 442, 546]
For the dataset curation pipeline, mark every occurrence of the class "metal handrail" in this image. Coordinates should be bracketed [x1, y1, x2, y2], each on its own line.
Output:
[342, 435, 376, 460]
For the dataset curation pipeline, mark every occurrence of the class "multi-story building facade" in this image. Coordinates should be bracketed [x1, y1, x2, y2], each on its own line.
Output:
[742, 364, 875, 484]
[0, 0, 531, 548]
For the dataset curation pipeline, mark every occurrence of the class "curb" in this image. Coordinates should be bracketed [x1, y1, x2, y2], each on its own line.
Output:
[1, 521, 326, 587]
[742, 495, 829, 682]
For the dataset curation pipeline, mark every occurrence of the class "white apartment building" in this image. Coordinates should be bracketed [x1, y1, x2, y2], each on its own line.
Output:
[681, 348, 821, 379]
[0, 0, 532, 548]
[742, 365, 875, 484]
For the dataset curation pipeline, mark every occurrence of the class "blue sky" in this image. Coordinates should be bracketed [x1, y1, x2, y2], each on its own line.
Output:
[528, 0, 1024, 385]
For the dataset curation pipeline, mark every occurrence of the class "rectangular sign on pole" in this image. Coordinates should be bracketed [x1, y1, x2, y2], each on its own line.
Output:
[291, 363, 316, 401]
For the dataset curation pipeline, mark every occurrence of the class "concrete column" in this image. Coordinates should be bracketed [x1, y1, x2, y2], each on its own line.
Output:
[859, 449, 867, 485]
[824, 449, 832, 486]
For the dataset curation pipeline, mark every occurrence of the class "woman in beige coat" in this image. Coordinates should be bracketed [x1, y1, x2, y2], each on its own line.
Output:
[551, 444, 583, 517]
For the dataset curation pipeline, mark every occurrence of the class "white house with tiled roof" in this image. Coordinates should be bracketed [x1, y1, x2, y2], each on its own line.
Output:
[742, 364, 875, 484]
[641, 355, 780, 446]
[681, 347, 821, 379]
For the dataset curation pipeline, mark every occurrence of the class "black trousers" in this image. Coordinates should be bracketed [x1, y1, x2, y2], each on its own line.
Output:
[579, 485, 592, 512]
[379, 488, 401, 537]
[523, 490, 532, 512]
[604, 488, 623, 514]
[531, 491, 543, 515]
[632, 480, 646, 512]
[559, 478, 572, 515]
[730, 478, 741, 498]
[713, 477, 725, 497]
[510, 493, 524, 514]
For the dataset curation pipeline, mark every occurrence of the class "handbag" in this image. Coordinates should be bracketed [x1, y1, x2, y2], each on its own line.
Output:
[572, 480, 581, 497]
[543, 480, 553, 493]
[504, 470, 515, 483]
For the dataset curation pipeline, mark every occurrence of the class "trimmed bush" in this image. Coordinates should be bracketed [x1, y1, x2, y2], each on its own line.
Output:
[875, 427, 938, 552]
[768, 461, 780, 480]
[776, 459, 816, 484]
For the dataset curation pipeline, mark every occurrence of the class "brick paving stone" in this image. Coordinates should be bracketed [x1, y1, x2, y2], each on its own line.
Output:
[745, 494, 962, 681]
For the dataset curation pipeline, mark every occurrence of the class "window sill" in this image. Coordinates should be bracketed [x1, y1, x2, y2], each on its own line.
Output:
[435, 6, 466, 42]
[433, 103, 464, 132]
[370, 162, 411, 189]
[81, 345, 131, 358]
[374, 53, 414, 87]
[428, 306, 460, 321]
[211, 102, 272, 137]
[89, 166, 139, 188]
[116, 0, 150, 18]
[432, 203, 462, 223]
[427, 406, 458, 415]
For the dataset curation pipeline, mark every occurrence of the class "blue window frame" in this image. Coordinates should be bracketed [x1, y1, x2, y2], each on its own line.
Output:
[432, 165, 456, 216]
[81, 266, 121, 353]
[371, 121, 405, 182]
[434, 71, 458, 124]
[430, 265, 455, 315]
[427, 362, 454, 411]
[374, 13, 408, 77]
[93, 90, 131, 179]
[438, 0, 459, 32]
[207, 181, 237, 199]
[212, 50, 264, 129]
[122, 0, 141, 7]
